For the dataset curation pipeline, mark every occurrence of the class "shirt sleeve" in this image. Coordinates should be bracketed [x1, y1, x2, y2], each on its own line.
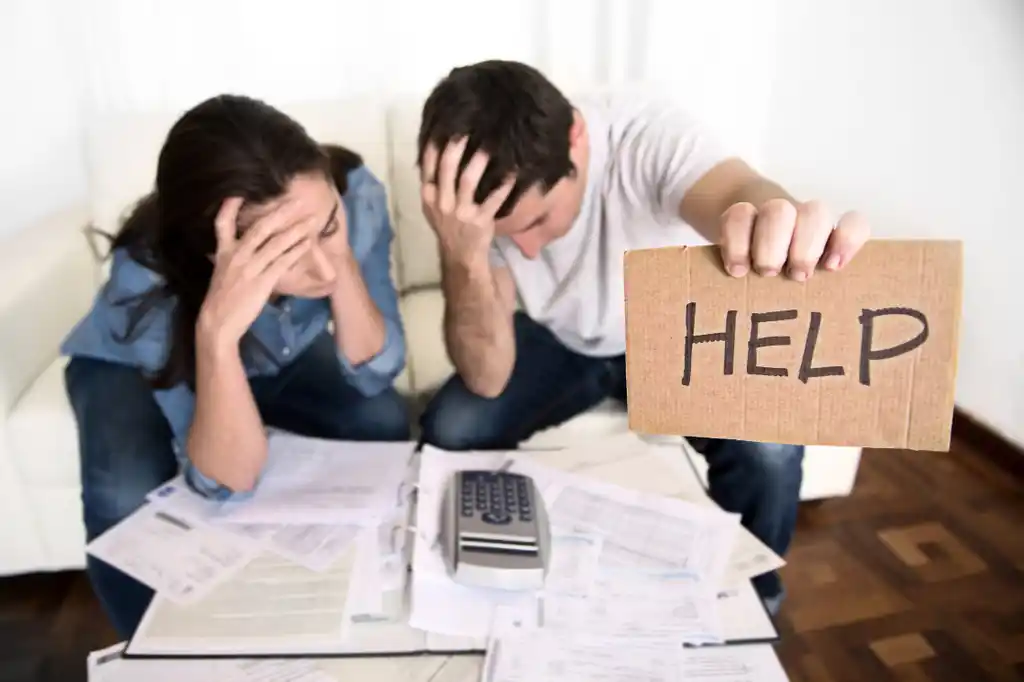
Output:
[334, 201, 407, 396]
[619, 97, 734, 224]
[98, 260, 252, 502]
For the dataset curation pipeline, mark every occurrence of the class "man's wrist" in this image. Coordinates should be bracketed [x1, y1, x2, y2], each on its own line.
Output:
[440, 246, 491, 279]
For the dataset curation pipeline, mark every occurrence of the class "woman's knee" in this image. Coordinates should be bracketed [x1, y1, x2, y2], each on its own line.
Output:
[66, 358, 178, 536]
[352, 387, 412, 441]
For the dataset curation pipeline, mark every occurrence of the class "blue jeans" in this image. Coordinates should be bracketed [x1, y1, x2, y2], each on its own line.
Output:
[420, 313, 802, 602]
[65, 332, 410, 638]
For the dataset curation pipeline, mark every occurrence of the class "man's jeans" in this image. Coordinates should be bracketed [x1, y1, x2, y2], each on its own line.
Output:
[421, 312, 802, 603]
[64, 332, 411, 638]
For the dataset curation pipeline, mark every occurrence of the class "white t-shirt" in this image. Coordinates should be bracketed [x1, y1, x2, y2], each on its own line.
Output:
[490, 93, 732, 357]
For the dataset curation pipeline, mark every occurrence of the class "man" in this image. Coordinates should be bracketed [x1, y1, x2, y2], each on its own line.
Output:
[415, 60, 869, 612]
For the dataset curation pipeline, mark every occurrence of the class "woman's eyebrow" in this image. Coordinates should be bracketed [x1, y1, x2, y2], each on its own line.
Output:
[321, 202, 339, 231]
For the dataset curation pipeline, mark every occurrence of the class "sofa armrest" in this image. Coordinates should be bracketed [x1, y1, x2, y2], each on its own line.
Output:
[0, 205, 98, 418]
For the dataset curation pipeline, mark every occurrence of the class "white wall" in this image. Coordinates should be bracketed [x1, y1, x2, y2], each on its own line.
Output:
[760, 0, 1024, 447]
[0, 1, 88, 238]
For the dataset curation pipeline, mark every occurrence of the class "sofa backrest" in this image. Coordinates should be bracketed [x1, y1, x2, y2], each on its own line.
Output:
[84, 95, 439, 294]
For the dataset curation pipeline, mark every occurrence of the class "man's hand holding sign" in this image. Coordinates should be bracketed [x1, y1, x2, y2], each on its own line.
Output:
[625, 194, 962, 452]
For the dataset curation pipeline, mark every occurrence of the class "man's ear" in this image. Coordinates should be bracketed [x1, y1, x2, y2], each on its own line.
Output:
[569, 110, 586, 148]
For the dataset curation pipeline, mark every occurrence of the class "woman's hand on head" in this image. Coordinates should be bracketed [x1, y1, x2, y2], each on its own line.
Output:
[196, 197, 311, 348]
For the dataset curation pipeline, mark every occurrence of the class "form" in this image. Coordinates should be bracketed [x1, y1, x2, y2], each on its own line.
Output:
[534, 572, 724, 645]
[214, 435, 416, 525]
[527, 463, 741, 583]
[87, 641, 337, 682]
[147, 476, 363, 573]
[485, 631, 790, 682]
[86, 503, 260, 604]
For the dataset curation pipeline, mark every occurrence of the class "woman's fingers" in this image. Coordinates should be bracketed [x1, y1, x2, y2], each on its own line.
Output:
[243, 222, 310, 276]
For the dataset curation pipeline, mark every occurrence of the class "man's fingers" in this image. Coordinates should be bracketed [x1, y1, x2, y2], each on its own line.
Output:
[436, 137, 468, 214]
[214, 197, 244, 253]
[480, 175, 516, 218]
[750, 198, 798, 277]
[420, 143, 440, 185]
[786, 200, 833, 281]
[457, 149, 489, 208]
[822, 210, 871, 270]
[719, 202, 756, 277]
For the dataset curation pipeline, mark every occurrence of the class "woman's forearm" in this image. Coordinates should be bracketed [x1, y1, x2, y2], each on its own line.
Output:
[330, 250, 387, 366]
[187, 325, 267, 492]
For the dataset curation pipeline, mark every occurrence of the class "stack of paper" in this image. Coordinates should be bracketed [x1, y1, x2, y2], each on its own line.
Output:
[86, 435, 417, 624]
[408, 444, 790, 681]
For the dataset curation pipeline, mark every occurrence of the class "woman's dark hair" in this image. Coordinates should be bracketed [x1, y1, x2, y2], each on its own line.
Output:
[109, 94, 362, 389]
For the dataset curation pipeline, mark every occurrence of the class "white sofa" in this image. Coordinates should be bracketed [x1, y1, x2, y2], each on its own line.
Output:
[0, 96, 863, 577]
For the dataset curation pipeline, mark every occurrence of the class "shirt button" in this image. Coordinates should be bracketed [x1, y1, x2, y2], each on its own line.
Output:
[282, 347, 291, 357]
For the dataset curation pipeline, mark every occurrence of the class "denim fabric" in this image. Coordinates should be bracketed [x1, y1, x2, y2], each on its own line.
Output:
[420, 311, 802, 602]
[60, 165, 406, 499]
[65, 331, 411, 638]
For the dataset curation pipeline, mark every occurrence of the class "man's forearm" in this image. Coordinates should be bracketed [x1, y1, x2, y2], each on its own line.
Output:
[441, 254, 515, 398]
[188, 329, 267, 493]
[330, 251, 386, 367]
[729, 175, 796, 210]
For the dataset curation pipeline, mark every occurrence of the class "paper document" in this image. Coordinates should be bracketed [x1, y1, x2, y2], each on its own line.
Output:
[514, 458, 740, 581]
[485, 609, 789, 682]
[127, 544, 483, 657]
[408, 448, 539, 639]
[486, 634, 683, 682]
[87, 502, 260, 603]
[127, 551, 356, 656]
[215, 434, 415, 525]
[148, 476, 364, 572]
[88, 642, 336, 681]
[542, 530, 603, 598]
[532, 573, 724, 645]
[677, 645, 791, 682]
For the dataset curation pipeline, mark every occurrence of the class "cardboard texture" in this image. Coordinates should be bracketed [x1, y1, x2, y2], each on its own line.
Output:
[624, 240, 963, 451]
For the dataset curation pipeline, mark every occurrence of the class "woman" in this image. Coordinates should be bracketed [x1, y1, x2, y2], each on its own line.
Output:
[62, 94, 410, 636]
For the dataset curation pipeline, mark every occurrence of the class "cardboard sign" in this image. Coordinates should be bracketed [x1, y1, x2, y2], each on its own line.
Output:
[624, 240, 963, 451]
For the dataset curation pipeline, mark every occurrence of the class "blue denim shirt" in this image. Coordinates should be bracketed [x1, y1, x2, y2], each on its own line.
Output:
[61, 165, 406, 498]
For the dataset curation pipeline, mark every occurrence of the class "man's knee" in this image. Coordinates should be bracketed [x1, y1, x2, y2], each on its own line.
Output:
[735, 441, 804, 484]
[420, 385, 505, 451]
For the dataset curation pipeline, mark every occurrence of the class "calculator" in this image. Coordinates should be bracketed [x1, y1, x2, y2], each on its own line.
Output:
[439, 469, 551, 591]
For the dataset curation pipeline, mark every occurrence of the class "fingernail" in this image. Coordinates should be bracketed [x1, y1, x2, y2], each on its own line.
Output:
[759, 267, 779, 277]
[728, 264, 748, 277]
[791, 269, 807, 282]
[825, 254, 841, 270]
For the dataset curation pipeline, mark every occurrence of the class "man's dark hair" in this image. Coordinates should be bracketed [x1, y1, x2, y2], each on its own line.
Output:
[417, 60, 577, 218]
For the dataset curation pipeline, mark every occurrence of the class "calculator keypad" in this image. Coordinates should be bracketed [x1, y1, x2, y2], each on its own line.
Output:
[459, 471, 535, 526]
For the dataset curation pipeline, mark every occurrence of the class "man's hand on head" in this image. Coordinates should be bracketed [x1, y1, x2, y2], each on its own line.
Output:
[718, 198, 871, 281]
[420, 137, 515, 267]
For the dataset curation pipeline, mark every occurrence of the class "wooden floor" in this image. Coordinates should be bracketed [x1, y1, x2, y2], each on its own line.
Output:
[2, 434, 1022, 682]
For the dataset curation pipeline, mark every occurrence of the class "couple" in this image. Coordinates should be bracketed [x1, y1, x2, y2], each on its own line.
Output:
[63, 60, 870, 637]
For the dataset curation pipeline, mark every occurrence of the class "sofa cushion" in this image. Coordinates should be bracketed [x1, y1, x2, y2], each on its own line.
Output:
[398, 288, 452, 395]
[8, 358, 81, 488]
[387, 100, 442, 290]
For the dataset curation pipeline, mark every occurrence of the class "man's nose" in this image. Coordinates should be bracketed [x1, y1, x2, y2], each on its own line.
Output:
[511, 232, 543, 260]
